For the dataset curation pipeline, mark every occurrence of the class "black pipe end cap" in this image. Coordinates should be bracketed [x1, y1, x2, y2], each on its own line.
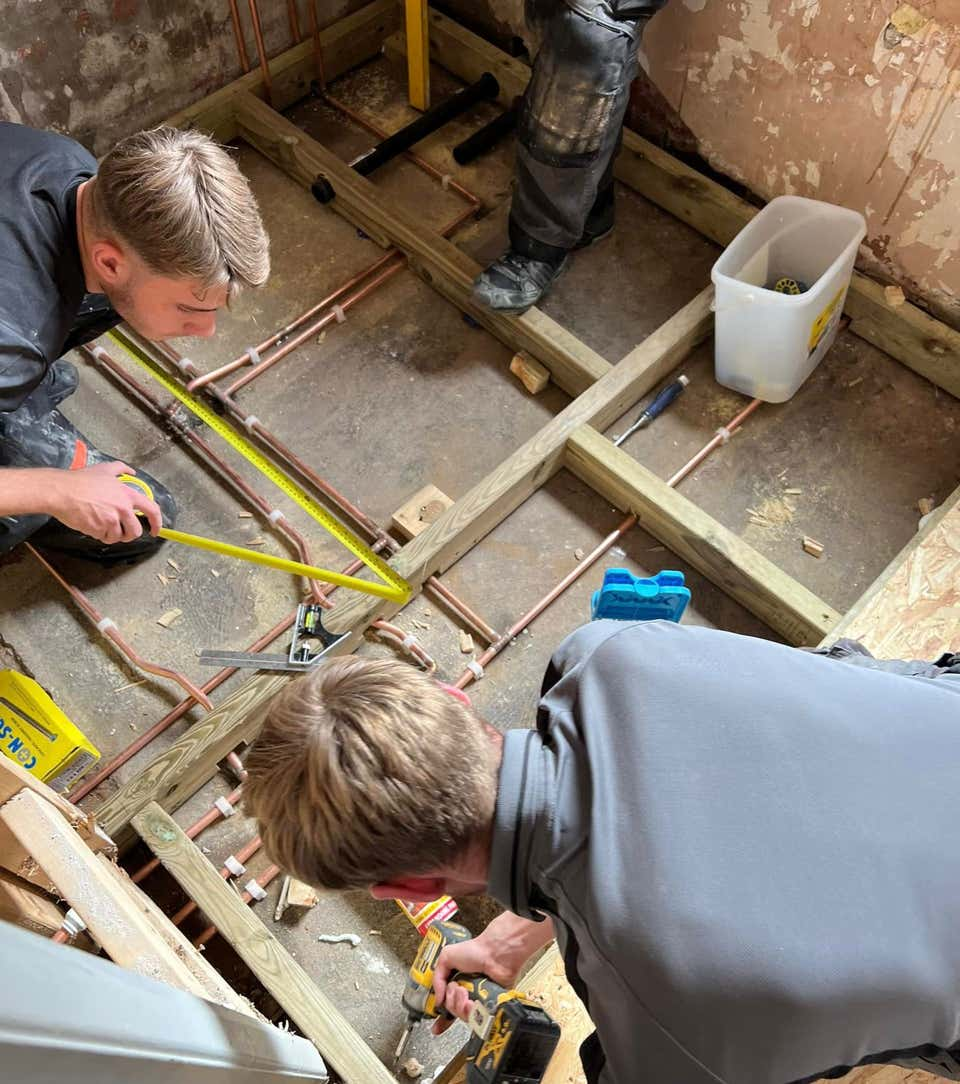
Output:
[311, 176, 336, 204]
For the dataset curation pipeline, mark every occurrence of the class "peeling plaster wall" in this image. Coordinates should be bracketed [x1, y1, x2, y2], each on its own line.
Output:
[0, 0, 365, 155]
[643, 0, 960, 324]
[440, 0, 959, 324]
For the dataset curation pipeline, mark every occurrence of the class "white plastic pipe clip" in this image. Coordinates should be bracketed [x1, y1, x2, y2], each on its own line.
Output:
[214, 796, 237, 818]
[224, 855, 247, 877]
[401, 633, 417, 651]
[268, 508, 285, 524]
[61, 908, 87, 938]
[245, 346, 260, 367]
[715, 426, 732, 444]
[90, 345, 109, 363]
[466, 660, 484, 680]
[245, 879, 267, 902]
[176, 356, 199, 376]
[332, 304, 346, 324]
[241, 414, 260, 432]
[95, 617, 117, 635]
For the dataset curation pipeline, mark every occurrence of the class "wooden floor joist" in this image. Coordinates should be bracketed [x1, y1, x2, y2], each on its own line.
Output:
[564, 426, 840, 645]
[408, 9, 960, 399]
[94, 288, 713, 846]
[0, 788, 210, 996]
[232, 90, 612, 397]
[133, 803, 396, 1084]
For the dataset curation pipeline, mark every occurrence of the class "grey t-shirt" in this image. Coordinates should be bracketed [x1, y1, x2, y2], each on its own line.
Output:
[0, 122, 118, 413]
[488, 621, 960, 1084]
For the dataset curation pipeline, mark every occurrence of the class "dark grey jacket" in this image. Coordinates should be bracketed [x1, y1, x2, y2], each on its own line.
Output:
[487, 621, 960, 1084]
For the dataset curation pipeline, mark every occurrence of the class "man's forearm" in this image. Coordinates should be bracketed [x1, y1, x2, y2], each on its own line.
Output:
[0, 467, 59, 518]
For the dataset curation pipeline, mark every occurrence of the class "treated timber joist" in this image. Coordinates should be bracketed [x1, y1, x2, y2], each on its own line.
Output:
[95, 286, 835, 845]
[406, 10, 960, 399]
[563, 426, 839, 644]
[134, 803, 395, 1084]
[95, 672, 285, 849]
[93, 288, 711, 845]
[165, 0, 400, 141]
[0, 788, 211, 996]
[231, 90, 611, 396]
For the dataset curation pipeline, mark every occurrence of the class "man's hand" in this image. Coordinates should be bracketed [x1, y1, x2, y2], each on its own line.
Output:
[432, 912, 555, 1034]
[45, 462, 163, 543]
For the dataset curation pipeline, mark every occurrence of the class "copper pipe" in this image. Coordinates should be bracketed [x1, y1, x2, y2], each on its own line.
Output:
[308, 0, 326, 86]
[187, 251, 399, 391]
[286, 0, 301, 44]
[666, 398, 762, 488]
[372, 618, 436, 670]
[219, 198, 475, 399]
[226, 256, 406, 395]
[194, 863, 282, 947]
[452, 398, 765, 690]
[83, 345, 330, 605]
[172, 834, 263, 925]
[247, 0, 272, 103]
[132, 784, 246, 885]
[52, 929, 70, 944]
[121, 336, 502, 657]
[423, 578, 499, 645]
[454, 515, 637, 690]
[71, 609, 298, 803]
[225, 750, 247, 779]
[228, 0, 250, 72]
[27, 544, 214, 711]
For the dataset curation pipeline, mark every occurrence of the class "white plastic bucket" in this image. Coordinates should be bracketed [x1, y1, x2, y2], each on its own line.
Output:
[711, 195, 867, 402]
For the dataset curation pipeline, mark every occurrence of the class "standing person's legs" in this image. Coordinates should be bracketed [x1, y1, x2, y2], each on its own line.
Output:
[472, 1, 646, 314]
[0, 359, 176, 562]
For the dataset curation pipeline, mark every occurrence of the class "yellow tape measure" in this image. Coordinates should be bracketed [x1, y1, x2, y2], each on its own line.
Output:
[106, 331, 410, 605]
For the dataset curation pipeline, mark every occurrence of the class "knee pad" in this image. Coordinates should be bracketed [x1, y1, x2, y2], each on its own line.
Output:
[519, 5, 639, 168]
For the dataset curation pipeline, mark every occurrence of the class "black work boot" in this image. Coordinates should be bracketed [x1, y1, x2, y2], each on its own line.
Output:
[0, 362, 176, 564]
[575, 183, 615, 249]
[471, 249, 569, 316]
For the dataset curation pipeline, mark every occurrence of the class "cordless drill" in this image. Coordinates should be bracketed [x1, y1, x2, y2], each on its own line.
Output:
[395, 920, 561, 1084]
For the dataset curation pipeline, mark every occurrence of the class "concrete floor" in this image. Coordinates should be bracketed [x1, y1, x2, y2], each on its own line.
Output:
[3, 51, 960, 1077]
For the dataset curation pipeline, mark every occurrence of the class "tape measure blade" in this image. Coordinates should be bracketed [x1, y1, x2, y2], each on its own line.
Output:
[106, 331, 410, 603]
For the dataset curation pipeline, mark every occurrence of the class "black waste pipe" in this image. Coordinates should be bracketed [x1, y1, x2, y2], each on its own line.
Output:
[350, 72, 500, 177]
[452, 99, 520, 165]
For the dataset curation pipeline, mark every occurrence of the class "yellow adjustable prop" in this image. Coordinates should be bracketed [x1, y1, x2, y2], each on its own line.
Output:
[106, 331, 410, 605]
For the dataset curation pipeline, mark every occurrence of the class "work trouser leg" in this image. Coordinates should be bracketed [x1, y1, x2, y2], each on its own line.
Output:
[0, 359, 176, 563]
[508, 2, 645, 260]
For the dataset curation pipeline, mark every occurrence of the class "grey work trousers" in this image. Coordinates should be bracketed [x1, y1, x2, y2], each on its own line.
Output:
[509, 0, 649, 260]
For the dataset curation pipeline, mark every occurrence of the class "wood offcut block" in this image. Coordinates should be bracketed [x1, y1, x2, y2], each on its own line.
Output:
[391, 485, 454, 539]
[510, 351, 550, 395]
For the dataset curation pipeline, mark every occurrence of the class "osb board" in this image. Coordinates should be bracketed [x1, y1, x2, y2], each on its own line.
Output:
[837, 498, 960, 659]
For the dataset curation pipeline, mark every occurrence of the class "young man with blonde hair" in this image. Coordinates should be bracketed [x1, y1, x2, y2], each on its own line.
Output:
[246, 620, 960, 1084]
[0, 122, 269, 562]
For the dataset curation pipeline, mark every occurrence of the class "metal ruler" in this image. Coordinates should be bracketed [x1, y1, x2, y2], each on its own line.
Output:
[105, 330, 411, 605]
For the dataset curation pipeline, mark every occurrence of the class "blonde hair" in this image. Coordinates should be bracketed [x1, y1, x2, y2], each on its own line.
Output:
[243, 657, 499, 890]
[91, 126, 269, 298]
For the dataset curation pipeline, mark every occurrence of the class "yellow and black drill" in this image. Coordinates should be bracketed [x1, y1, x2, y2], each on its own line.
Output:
[394, 920, 561, 1083]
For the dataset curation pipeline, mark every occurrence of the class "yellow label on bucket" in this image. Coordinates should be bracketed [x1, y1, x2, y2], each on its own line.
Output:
[808, 287, 846, 352]
[0, 671, 99, 793]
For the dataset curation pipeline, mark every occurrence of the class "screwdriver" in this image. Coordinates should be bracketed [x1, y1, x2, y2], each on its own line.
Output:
[613, 375, 690, 447]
